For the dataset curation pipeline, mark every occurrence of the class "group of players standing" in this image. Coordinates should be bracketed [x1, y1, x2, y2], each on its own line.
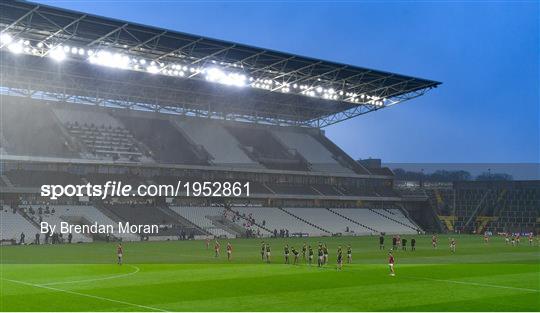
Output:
[259, 242, 352, 270]
[500, 232, 536, 246]
[199, 232, 536, 278]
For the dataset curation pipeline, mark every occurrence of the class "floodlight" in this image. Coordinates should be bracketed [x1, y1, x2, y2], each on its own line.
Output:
[50, 46, 66, 61]
[147, 65, 159, 74]
[0, 33, 13, 44]
[8, 41, 23, 54]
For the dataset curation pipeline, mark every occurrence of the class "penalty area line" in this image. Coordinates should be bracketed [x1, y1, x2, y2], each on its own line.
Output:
[408, 275, 540, 293]
[3, 277, 168, 312]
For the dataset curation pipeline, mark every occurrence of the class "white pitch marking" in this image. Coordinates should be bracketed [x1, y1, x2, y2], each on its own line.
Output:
[41, 265, 140, 286]
[4, 277, 168, 312]
[409, 275, 540, 293]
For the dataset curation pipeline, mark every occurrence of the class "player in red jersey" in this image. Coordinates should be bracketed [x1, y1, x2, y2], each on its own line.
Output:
[432, 235, 437, 248]
[388, 251, 395, 276]
[226, 242, 233, 261]
[529, 233, 534, 246]
[116, 243, 123, 265]
[214, 240, 221, 258]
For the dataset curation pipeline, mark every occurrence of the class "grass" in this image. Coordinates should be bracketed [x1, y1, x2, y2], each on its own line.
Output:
[1, 234, 539, 311]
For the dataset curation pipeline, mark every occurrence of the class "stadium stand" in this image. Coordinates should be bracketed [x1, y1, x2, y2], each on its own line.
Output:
[313, 133, 371, 175]
[225, 126, 310, 171]
[102, 202, 205, 237]
[174, 118, 262, 168]
[0, 206, 38, 243]
[5, 170, 82, 188]
[369, 208, 419, 232]
[28, 204, 139, 242]
[310, 184, 343, 196]
[24, 205, 92, 243]
[271, 128, 354, 174]
[83, 172, 146, 186]
[232, 206, 326, 236]
[264, 183, 319, 196]
[225, 208, 273, 237]
[0, 97, 78, 158]
[170, 206, 235, 238]
[283, 208, 363, 235]
[117, 115, 210, 165]
[448, 181, 539, 233]
[54, 107, 145, 161]
[330, 208, 418, 234]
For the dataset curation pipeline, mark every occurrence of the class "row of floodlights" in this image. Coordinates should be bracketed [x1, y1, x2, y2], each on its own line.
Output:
[0, 33, 386, 106]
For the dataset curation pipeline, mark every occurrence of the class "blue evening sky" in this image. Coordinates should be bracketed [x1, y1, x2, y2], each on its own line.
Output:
[35, 0, 539, 163]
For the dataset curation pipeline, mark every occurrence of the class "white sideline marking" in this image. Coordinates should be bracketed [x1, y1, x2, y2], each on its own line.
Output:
[3, 265, 168, 312]
[41, 265, 140, 286]
[409, 276, 540, 293]
[4, 278, 168, 312]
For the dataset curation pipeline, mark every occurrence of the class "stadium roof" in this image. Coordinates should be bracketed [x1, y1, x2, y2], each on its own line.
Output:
[0, 0, 441, 127]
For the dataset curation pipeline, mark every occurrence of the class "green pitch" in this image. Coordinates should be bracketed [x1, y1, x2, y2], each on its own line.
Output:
[1, 235, 539, 311]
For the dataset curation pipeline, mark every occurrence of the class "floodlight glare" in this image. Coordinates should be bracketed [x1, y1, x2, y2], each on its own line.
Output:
[0, 33, 13, 44]
[147, 65, 159, 74]
[50, 46, 66, 61]
[205, 67, 246, 87]
[8, 41, 23, 54]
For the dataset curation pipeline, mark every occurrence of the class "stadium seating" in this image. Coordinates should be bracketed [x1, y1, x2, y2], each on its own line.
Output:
[271, 129, 354, 174]
[448, 183, 539, 233]
[25, 205, 92, 243]
[170, 206, 235, 238]
[225, 126, 310, 171]
[232, 206, 326, 236]
[174, 119, 262, 168]
[0, 97, 78, 158]
[310, 184, 343, 196]
[264, 183, 319, 195]
[282, 208, 370, 235]
[117, 115, 210, 165]
[0, 206, 38, 242]
[5, 170, 81, 188]
[54, 107, 152, 162]
[312, 133, 371, 175]
[226, 209, 273, 237]
[84, 172, 146, 186]
[29, 205, 139, 242]
[336, 185, 378, 197]
[331, 208, 418, 234]
[372, 208, 419, 231]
